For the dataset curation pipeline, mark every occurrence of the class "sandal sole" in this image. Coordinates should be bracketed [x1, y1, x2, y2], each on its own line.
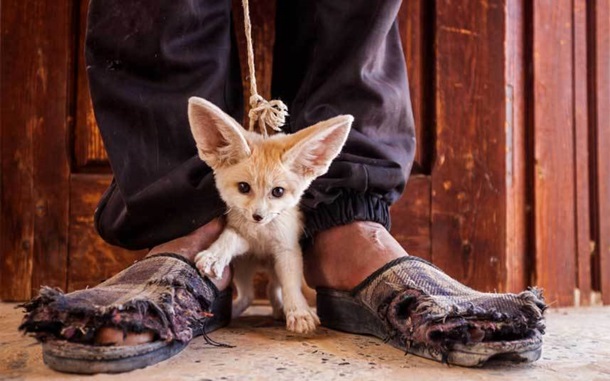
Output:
[41, 288, 233, 374]
[317, 288, 542, 367]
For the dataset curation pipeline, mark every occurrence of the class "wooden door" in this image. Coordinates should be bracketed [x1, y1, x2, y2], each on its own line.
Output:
[2, 0, 609, 307]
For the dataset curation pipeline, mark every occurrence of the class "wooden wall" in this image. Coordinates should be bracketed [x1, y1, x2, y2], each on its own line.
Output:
[527, 0, 609, 306]
[1, 0, 73, 300]
[1, 0, 609, 307]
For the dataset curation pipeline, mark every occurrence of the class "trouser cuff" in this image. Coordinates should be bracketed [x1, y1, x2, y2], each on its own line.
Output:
[304, 190, 391, 240]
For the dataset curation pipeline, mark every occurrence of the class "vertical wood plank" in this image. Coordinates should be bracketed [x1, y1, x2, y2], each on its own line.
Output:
[1, 0, 73, 300]
[531, 0, 577, 306]
[74, 0, 109, 170]
[30, 0, 73, 296]
[591, 0, 610, 304]
[573, 0, 592, 305]
[391, 176, 431, 261]
[398, 0, 431, 174]
[505, 1, 530, 292]
[505, 0, 528, 292]
[68, 175, 145, 291]
[0, 0, 34, 299]
[432, 0, 509, 291]
[232, 0, 276, 130]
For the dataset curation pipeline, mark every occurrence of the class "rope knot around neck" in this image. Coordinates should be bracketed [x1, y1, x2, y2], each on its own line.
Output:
[242, 0, 288, 138]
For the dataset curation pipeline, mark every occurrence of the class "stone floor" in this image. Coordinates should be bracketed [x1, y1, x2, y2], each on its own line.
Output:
[1, 303, 609, 381]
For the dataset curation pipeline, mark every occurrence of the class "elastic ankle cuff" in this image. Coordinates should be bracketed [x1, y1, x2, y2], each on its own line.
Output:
[303, 190, 391, 240]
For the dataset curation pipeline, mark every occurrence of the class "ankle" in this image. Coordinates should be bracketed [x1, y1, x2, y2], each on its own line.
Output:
[304, 221, 407, 290]
[148, 217, 232, 291]
[148, 218, 225, 261]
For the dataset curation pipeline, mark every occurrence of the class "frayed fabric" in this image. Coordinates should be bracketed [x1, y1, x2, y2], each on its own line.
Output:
[355, 257, 546, 359]
[19, 254, 218, 345]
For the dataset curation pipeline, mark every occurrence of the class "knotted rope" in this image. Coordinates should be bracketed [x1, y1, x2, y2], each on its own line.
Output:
[242, 0, 288, 137]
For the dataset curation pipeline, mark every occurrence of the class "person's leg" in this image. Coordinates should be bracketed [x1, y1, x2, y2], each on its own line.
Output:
[87, 0, 242, 251]
[86, 0, 245, 345]
[272, 0, 546, 366]
[272, 0, 415, 288]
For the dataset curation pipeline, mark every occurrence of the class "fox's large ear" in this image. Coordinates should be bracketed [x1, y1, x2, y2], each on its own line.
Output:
[282, 115, 353, 179]
[188, 97, 251, 169]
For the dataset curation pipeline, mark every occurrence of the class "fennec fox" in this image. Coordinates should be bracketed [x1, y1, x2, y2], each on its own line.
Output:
[188, 97, 353, 334]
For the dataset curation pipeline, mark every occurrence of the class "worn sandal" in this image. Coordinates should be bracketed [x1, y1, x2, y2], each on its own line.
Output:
[20, 253, 232, 374]
[317, 256, 546, 367]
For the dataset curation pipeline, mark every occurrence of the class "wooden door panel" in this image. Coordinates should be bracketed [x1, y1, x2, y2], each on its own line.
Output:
[232, 0, 275, 127]
[530, 0, 581, 306]
[432, 0, 511, 292]
[505, 0, 528, 293]
[573, 0, 592, 305]
[591, 0, 610, 304]
[398, 0, 434, 174]
[74, 0, 108, 170]
[68, 175, 145, 291]
[0, 0, 73, 301]
[391, 176, 431, 261]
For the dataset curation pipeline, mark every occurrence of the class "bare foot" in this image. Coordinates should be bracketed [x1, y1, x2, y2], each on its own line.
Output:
[95, 218, 232, 346]
[304, 221, 408, 290]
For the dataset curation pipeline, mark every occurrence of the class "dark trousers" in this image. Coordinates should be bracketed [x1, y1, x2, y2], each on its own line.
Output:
[87, 0, 415, 250]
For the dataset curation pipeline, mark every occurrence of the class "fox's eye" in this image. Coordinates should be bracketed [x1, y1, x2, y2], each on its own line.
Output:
[237, 182, 251, 194]
[271, 187, 284, 198]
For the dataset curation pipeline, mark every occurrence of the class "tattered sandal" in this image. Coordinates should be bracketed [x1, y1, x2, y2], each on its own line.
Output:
[317, 256, 546, 367]
[20, 253, 232, 374]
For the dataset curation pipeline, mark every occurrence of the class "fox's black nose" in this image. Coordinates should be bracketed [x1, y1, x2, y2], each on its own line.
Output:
[252, 214, 263, 222]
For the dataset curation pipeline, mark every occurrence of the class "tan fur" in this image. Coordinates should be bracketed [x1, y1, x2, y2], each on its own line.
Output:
[188, 97, 353, 334]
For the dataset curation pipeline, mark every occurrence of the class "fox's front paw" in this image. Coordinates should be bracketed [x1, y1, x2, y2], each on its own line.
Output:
[194, 249, 230, 279]
[285, 306, 320, 334]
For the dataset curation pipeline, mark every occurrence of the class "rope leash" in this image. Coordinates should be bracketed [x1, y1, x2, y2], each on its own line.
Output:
[242, 0, 288, 137]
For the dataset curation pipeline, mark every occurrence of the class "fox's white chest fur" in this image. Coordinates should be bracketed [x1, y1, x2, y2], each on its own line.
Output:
[227, 207, 303, 256]
[187, 96, 353, 334]
[224, 207, 305, 322]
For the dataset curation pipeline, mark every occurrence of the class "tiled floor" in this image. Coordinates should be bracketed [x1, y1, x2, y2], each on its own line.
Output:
[1, 303, 609, 381]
